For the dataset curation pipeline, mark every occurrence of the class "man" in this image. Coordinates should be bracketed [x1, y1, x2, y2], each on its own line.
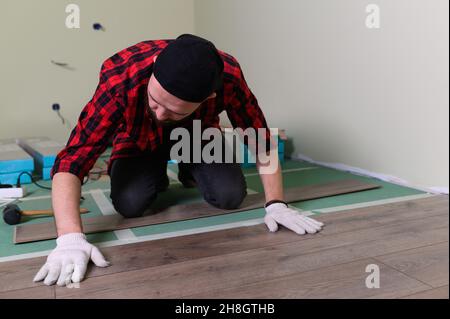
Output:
[33, 34, 324, 286]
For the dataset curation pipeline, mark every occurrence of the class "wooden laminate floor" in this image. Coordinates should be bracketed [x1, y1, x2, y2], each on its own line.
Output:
[0, 195, 448, 299]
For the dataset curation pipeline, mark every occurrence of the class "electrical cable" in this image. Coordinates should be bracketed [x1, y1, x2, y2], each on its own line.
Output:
[52, 103, 73, 132]
[15, 172, 86, 201]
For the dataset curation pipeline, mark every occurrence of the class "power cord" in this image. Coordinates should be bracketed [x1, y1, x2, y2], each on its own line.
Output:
[15, 172, 86, 201]
[16, 171, 52, 190]
[52, 103, 73, 132]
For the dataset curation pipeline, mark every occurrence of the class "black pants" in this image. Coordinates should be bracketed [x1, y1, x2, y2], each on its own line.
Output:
[109, 130, 247, 218]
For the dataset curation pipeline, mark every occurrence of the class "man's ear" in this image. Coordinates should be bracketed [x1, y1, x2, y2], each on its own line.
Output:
[153, 55, 158, 63]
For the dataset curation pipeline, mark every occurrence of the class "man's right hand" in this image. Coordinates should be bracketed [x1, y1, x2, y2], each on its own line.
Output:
[33, 233, 110, 286]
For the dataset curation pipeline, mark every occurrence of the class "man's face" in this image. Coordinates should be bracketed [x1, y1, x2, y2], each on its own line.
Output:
[147, 74, 201, 126]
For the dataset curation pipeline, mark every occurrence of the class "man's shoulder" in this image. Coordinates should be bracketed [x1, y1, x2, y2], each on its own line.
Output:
[98, 40, 173, 93]
[217, 50, 244, 85]
[218, 50, 239, 68]
[101, 39, 172, 70]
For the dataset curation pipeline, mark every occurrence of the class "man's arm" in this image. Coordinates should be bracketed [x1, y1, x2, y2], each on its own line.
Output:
[50, 61, 124, 233]
[33, 171, 110, 286]
[257, 154, 324, 235]
[223, 56, 323, 235]
[52, 172, 83, 236]
[33, 63, 123, 286]
[256, 156, 284, 203]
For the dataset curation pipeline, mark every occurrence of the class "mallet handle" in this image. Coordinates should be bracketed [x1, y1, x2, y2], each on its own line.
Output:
[21, 208, 89, 216]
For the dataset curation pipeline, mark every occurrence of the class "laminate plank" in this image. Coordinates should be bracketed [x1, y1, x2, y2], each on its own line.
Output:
[55, 214, 448, 298]
[84, 195, 449, 279]
[2, 225, 299, 293]
[375, 242, 449, 288]
[3, 196, 447, 294]
[0, 286, 54, 299]
[0, 256, 47, 293]
[187, 258, 429, 299]
[317, 195, 448, 236]
[401, 285, 449, 299]
[14, 179, 380, 244]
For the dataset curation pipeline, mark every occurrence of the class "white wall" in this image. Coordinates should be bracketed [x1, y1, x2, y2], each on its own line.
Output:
[0, 0, 194, 140]
[195, 0, 449, 189]
[1, 0, 448, 189]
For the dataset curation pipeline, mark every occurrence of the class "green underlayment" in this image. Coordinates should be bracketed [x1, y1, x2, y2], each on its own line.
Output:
[0, 158, 425, 259]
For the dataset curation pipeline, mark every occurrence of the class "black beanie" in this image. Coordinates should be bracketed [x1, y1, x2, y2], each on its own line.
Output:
[153, 34, 224, 103]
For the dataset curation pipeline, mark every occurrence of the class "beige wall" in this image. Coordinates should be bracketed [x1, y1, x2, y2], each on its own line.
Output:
[1, 0, 448, 189]
[195, 0, 449, 189]
[0, 0, 194, 139]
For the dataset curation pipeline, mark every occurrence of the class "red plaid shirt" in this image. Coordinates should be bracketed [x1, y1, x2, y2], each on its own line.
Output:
[51, 39, 271, 181]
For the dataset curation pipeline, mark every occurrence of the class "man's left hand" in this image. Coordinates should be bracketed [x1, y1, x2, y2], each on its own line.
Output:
[264, 202, 324, 235]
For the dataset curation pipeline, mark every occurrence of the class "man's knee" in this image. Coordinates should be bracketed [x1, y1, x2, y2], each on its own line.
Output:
[111, 188, 157, 218]
[205, 184, 247, 210]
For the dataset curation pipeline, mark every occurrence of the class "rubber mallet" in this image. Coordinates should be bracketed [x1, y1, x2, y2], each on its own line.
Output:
[2, 204, 89, 225]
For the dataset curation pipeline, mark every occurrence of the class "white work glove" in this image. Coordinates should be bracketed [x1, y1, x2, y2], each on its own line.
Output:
[264, 202, 324, 235]
[33, 233, 110, 286]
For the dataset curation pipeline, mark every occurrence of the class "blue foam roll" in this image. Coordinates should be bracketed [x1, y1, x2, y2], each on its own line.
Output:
[16, 137, 64, 167]
[0, 139, 34, 173]
[41, 166, 52, 180]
